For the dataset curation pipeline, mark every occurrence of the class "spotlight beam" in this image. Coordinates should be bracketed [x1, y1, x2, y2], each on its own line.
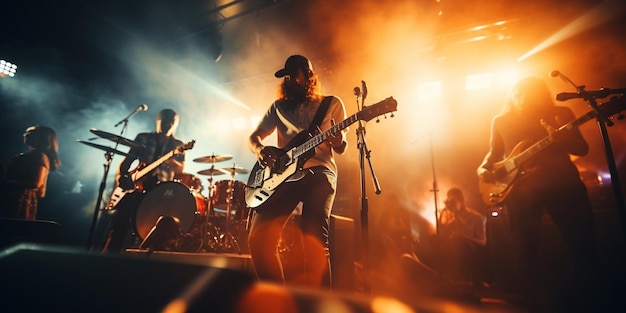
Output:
[518, 0, 626, 61]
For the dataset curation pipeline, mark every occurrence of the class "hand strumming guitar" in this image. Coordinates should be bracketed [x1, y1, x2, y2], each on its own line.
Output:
[257, 146, 281, 168]
[118, 174, 135, 190]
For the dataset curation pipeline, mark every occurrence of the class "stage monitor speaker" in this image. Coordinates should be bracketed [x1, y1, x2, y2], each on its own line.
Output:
[329, 214, 355, 291]
[0, 244, 254, 313]
[0, 218, 60, 249]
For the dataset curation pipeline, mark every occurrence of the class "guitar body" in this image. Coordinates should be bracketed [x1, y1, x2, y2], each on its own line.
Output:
[479, 96, 626, 206]
[105, 140, 195, 210]
[245, 131, 315, 209]
[106, 186, 138, 210]
[106, 163, 148, 210]
[479, 140, 531, 206]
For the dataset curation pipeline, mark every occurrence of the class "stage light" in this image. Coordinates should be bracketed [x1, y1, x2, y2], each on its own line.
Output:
[465, 73, 493, 91]
[232, 117, 247, 131]
[418, 81, 442, 99]
[497, 69, 520, 87]
[0, 59, 17, 77]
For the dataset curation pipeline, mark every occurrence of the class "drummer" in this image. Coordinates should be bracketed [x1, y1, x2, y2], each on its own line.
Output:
[102, 108, 187, 253]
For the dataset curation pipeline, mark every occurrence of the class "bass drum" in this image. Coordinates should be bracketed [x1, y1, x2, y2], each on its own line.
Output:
[135, 182, 206, 240]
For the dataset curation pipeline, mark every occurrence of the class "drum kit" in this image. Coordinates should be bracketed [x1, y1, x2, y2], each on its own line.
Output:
[79, 129, 252, 254]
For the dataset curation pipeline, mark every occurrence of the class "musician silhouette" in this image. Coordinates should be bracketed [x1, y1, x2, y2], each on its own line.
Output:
[477, 76, 599, 311]
[102, 109, 186, 253]
[438, 187, 486, 289]
[1, 125, 61, 220]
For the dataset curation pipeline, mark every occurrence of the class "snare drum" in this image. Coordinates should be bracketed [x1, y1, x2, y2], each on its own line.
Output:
[135, 182, 207, 240]
[174, 172, 203, 192]
[211, 180, 249, 220]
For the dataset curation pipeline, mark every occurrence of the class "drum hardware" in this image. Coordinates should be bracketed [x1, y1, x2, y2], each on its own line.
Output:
[193, 154, 233, 163]
[195, 162, 251, 253]
[197, 167, 228, 176]
[89, 128, 146, 150]
[77, 140, 133, 157]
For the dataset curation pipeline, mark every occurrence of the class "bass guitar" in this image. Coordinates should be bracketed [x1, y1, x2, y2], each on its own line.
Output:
[106, 140, 195, 209]
[479, 96, 625, 206]
[245, 97, 397, 209]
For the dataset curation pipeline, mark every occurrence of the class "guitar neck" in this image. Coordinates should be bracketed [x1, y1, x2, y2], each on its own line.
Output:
[292, 114, 358, 159]
[131, 150, 176, 181]
[514, 110, 596, 165]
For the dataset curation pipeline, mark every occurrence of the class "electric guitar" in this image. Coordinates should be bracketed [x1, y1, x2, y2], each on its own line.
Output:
[245, 97, 398, 209]
[479, 96, 625, 206]
[106, 140, 195, 210]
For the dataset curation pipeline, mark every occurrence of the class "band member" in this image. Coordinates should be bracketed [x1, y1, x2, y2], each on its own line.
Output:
[102, 108, 186, 253]
[247, 55, 348, 288]
[1, 125, 61, 220]
[438, 187, 486, 288]
[477, 76, 599, 310]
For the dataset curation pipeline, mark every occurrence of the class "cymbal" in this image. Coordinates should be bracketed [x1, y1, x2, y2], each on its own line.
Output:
[193, 154, 233, 163]
[220, 165, 249, 176]
[77, 140, 131, 156]
[90, 128, 145, 149]
[197, 168, 227, 176]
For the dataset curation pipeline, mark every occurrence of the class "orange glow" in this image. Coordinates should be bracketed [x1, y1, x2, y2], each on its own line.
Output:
[236, 283, 298, 313]
[465, 73, 493, 91]
[418, 81, 442, 99]
[518, 1, 626, 61]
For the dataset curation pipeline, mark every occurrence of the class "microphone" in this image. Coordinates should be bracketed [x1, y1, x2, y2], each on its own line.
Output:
[361, 80, 368, 101]
[115, 104, 149, 127]
[550, 69, 580, 91]
[353, 87, 361, 97]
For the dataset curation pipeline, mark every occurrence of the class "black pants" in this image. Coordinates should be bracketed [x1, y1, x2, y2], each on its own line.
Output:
[247, 166, 336, 288]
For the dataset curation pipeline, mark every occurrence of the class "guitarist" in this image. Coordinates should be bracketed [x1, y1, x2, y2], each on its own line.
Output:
[102, 108, 186, 253]
[247, 55, 347, 289]
[477, 76, 599, 310]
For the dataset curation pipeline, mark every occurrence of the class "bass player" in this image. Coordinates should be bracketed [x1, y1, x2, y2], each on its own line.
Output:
[247, 55, 348, 289]
[477, 76, 599, 311]
[102, 108, 187, 253]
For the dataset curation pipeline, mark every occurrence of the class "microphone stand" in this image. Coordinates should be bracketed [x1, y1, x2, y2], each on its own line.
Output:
[581, 91, 626, 245]
[86, 121, 129, 251]
[428, 133, 442, 279]
[555, 73, 626, 245]
[353, 84, 382, 294]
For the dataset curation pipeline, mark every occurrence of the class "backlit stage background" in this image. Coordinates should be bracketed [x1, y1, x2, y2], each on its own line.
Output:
[2, 0, 625, 276]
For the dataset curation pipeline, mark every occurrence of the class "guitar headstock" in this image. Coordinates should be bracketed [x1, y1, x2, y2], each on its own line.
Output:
[176, 140, 196, 154]
[358, 97, 398, 122]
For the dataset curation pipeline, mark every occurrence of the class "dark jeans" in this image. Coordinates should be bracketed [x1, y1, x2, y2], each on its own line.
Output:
[505, 174, 599, 310]
[247, 166, 336, 289]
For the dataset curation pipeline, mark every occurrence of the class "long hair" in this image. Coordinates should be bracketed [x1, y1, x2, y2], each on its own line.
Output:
[29, 126, 61, 171]
[502, 76, 554, 115]
[276, 69, 323, 103]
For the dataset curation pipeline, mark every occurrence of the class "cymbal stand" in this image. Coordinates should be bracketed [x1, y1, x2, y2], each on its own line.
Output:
[203, 164, 218, 251]
[86, 122, 129, 251]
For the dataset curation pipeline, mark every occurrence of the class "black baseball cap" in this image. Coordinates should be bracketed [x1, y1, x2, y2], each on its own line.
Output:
[274, 55, 313, 78]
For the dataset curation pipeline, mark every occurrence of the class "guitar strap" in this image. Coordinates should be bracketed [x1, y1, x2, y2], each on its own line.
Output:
[308, 96, 332, 133]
